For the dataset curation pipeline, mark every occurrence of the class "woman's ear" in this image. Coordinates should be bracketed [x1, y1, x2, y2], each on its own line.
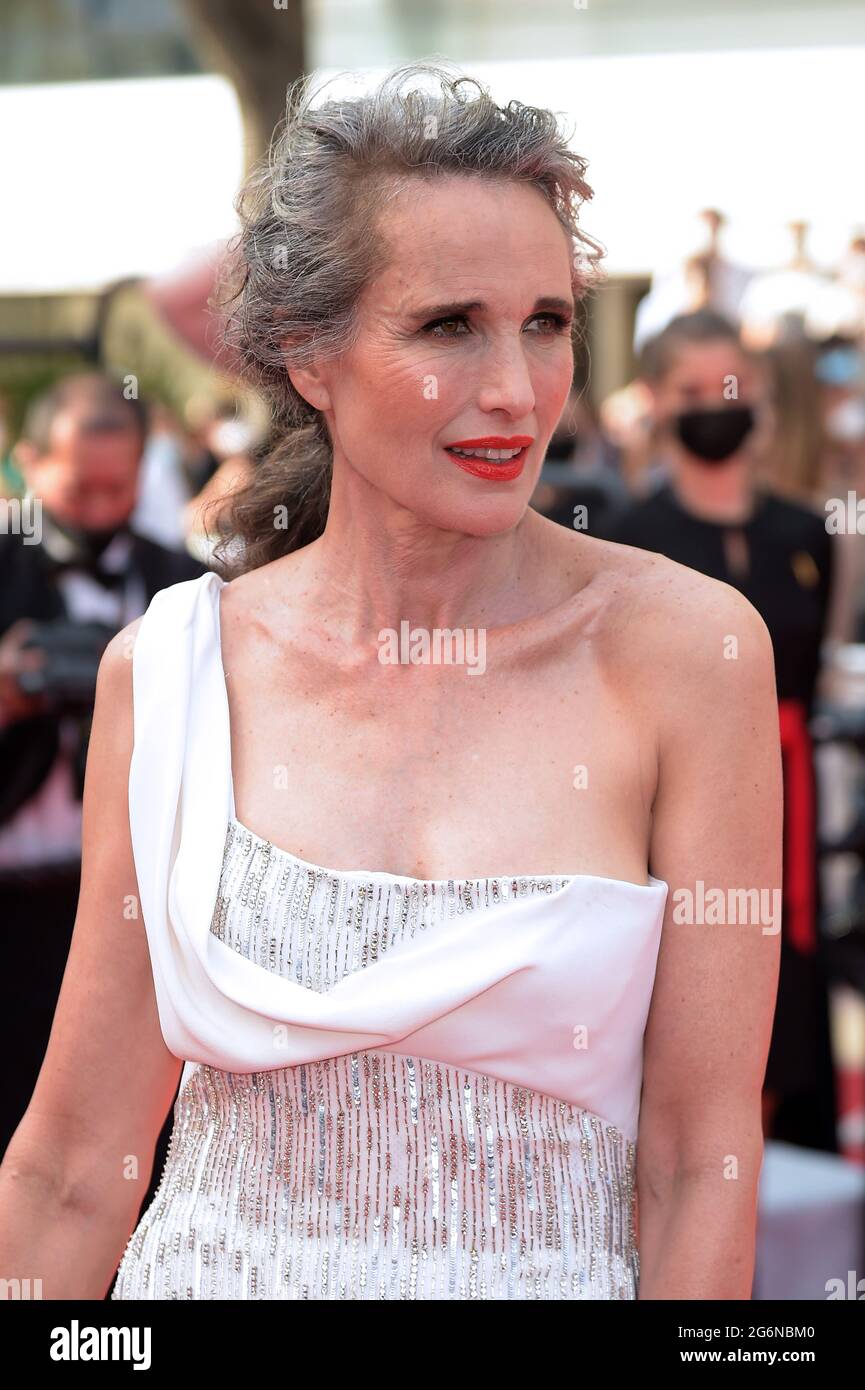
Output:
[285, 355, 332, 412]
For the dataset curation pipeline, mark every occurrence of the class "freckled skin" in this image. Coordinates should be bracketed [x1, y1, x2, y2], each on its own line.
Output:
[213, 175, 777, 906]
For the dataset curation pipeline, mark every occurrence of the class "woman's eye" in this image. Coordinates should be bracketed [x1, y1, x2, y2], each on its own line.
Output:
[528, 313, 572, 334]
[422, 313, 572, 339]
[424, 317, 468, 338]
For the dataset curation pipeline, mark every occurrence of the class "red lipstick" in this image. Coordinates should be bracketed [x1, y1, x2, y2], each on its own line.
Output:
[444, 435, 534, 483]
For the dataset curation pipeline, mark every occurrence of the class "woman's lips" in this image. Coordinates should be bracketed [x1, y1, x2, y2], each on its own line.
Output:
[443, 436, 533, 483]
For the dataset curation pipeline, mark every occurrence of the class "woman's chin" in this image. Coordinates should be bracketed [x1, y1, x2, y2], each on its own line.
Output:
[388, 466, 540, 535]
[406, 492, 531, 538]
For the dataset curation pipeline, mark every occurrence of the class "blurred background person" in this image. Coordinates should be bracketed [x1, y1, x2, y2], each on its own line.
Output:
[530, 381, 630, 537]
[0, 392, 19, 499]
[129, 398, 197, 550]
[0, 371, 205, 1160]
[606, 309, 838, 1154]
[767, 334, 865, 648]
[181, 396, 258, 565]
[813, 337, 865, 644]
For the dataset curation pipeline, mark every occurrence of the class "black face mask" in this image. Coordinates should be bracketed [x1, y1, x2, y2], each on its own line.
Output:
[673, 405, 755, 463]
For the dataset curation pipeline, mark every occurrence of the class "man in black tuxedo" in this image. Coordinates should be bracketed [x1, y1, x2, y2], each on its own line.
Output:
[0, 372, 205, 1182]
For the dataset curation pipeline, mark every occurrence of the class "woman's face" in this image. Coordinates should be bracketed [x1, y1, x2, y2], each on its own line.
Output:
[292, 175, 577, 536]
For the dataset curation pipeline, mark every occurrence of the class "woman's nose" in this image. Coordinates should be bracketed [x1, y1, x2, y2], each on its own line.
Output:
[475, 340, 536, 419]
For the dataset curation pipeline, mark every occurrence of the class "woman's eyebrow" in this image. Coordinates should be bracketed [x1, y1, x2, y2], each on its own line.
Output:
[403, 295, 575, 321]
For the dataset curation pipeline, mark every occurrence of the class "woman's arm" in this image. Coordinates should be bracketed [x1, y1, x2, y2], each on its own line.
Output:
[635, 575, 783, 1300]
[0, 617, 183, 1299]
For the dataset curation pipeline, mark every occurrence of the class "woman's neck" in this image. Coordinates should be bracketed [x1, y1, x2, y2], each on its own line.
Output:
[296, 470, 560, 639]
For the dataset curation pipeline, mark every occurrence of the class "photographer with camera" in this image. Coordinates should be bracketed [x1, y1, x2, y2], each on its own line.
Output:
[0, 372, 205, 1157]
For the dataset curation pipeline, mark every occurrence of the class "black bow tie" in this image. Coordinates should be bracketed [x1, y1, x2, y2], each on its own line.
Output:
[40, 526, 132, 592]
[47, 554, 129, 591]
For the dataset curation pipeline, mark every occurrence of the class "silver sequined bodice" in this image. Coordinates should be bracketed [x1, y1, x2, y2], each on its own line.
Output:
[111, 818, 641, 1300]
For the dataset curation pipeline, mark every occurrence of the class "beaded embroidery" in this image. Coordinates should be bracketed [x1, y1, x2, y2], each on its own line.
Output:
[112, 818, 640, 1300]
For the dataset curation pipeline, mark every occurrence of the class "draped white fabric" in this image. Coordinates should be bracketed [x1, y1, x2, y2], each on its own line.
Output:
[128, 571, 668, 1142]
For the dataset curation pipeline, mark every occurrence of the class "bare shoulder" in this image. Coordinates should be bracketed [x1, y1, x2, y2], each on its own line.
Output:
[82, 622, 142, 776]
[587, 536, 775, 696]
[217, 551, 314, 640]
[96, 616, 143, 696]
[215, 563, 258, 618]
[565, 534, 779, 785]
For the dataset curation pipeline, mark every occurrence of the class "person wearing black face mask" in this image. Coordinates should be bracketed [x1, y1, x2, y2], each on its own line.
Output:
[606, 309, 838, 1158]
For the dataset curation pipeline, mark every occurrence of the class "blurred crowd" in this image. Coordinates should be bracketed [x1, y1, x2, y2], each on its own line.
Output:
[536, 211, 865, 1167]
[2, 208, 865, 1184]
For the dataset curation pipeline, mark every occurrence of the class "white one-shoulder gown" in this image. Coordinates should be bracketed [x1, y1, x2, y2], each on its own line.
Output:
[111, 571, 668, 1300]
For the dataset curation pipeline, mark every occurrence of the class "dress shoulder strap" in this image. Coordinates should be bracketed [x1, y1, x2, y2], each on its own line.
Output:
[129, 569, 228, 840]
[127, 570, 234, 1062]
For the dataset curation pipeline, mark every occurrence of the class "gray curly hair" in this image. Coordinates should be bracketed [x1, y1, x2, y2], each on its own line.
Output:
[210, 59, 604, 576]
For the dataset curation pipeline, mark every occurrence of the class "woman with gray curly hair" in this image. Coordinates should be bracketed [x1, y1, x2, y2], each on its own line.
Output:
[0, 61, 781, 1301]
